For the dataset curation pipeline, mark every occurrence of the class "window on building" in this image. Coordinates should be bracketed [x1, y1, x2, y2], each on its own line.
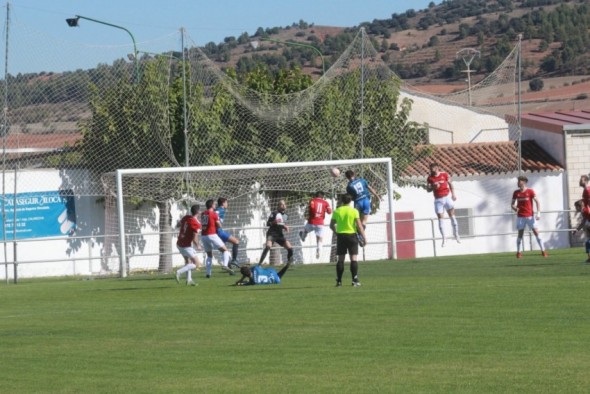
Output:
[455, 208, 473, 236]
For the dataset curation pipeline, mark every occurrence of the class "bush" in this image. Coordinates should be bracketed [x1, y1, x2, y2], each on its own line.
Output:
[529, 78, 544, 92]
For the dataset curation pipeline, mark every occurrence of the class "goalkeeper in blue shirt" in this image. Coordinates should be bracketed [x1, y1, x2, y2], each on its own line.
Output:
[234, 263, 291, 286]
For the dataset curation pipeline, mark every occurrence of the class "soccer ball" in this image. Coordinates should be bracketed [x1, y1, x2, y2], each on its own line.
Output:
[330, 168, 341, 177]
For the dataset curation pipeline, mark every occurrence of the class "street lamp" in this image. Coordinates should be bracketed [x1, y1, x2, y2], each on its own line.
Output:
[66, 15, 139, 83]
[456, 48, 480, 106]
[252, 37, 325, 76]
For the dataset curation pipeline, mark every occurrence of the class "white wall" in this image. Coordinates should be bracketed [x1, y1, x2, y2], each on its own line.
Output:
[394, 171, 569, 258]
[401, 91, 510, 144]
[0, 169, 106, 280]
[522, 126, 565, 166]
[1, 169, 571, 280]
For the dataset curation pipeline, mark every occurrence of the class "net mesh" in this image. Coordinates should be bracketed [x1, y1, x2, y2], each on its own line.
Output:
[0, 13, 521, 273]
[0, 22, 520, 195]
[102, 160, 392, 274]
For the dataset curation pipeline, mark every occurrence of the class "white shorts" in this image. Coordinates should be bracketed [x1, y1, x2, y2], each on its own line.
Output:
[516, 216, 538, 231]
[201, 234, 225, 252]
[177, 245, 198, 259]
[434, 195, 455, 215]
[304, 223, 325, 238]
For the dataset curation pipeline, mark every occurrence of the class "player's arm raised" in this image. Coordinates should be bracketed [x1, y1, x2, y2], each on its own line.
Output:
[368, 184, 381, 201]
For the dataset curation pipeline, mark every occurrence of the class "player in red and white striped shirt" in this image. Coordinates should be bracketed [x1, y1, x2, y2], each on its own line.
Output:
[511, 175, 547, 259]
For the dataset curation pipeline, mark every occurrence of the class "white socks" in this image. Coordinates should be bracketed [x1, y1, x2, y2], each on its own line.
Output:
[206, 256, 212, 276]
[222, 250, 231, 268]
[177, 263, 196, 282]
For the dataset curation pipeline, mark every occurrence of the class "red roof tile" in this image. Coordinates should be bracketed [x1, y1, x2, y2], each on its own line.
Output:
[404, 140, 563, 177]
[2, 133, 81, 152]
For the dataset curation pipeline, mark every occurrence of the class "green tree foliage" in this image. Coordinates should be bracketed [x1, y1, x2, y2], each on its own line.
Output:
[80, 59, 179, 272]
[184, 63, 426, 185]
[529, 77, 544, 91]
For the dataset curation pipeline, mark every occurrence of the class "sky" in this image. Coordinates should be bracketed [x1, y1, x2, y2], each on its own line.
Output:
[4, 0, 435, 73]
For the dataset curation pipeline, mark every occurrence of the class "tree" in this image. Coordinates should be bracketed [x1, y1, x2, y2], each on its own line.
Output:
[237, 32, 250, 45]
[529, 78, 544, 91]
[80, 58, 180, 273]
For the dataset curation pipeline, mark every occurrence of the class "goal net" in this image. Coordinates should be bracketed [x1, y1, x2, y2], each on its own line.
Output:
[102, 158, 394, 277]
[0, 12, 525, 278]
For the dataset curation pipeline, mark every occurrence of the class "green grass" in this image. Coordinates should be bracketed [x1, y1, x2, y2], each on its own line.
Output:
[1, 248, 590, 393]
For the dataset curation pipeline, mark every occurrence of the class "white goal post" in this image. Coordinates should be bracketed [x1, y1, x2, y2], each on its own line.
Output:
[113, 158, 395, 277]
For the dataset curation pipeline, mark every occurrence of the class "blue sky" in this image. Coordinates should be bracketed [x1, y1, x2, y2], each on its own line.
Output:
[5, 0, 436, 73]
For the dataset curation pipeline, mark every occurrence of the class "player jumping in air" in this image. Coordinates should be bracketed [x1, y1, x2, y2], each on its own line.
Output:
[299, 191, 333, 259]
[344, 170, 380, 246]
[511, 175, 548, 259]
[215, 197, 240, 269]
[426, 163, 460, 247]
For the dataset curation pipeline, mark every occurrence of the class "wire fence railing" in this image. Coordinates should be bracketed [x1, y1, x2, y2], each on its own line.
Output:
[1, 208, 581, 284]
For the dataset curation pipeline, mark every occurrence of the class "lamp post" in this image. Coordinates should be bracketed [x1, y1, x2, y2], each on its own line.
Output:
[456, 48, 480, 107]
[66, 15, 139, 83]
[253, 37, 325, 76]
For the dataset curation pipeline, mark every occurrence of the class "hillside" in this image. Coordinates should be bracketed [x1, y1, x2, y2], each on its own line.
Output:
[207, 0, 590, 112]
[9, 0, 590, 120]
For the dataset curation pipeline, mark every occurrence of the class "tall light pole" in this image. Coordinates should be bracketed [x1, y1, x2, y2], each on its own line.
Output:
[456, 48, 480, 106]
[66, 15, 139, 83]
[253, 37, 325, 76]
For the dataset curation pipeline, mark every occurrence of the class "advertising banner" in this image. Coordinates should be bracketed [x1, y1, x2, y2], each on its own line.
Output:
[0, 190, 76, 240]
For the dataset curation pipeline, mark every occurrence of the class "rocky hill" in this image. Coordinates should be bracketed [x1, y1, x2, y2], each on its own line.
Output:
[206, 0, 590, 111]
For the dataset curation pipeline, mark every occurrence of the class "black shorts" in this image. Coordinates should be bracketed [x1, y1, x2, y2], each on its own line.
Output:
[336, 233, 359, 256]
[266, 232, 287, 247]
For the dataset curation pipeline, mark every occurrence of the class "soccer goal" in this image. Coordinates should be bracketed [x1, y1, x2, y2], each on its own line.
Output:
[106, 158, 395, 277]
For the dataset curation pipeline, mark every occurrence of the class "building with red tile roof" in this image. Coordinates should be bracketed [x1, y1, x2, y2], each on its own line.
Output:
[519, 109, 590, 210]
[404, 140, 563, 178]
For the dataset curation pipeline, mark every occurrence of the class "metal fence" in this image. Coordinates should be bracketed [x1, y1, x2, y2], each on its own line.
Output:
[1, 208, 581, 284]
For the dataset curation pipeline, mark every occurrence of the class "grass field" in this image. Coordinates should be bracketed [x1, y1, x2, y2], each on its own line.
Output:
[2, 248, 590, 393]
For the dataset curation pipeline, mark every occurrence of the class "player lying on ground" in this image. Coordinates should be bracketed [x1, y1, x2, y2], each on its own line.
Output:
[234, 263, 291, 286]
